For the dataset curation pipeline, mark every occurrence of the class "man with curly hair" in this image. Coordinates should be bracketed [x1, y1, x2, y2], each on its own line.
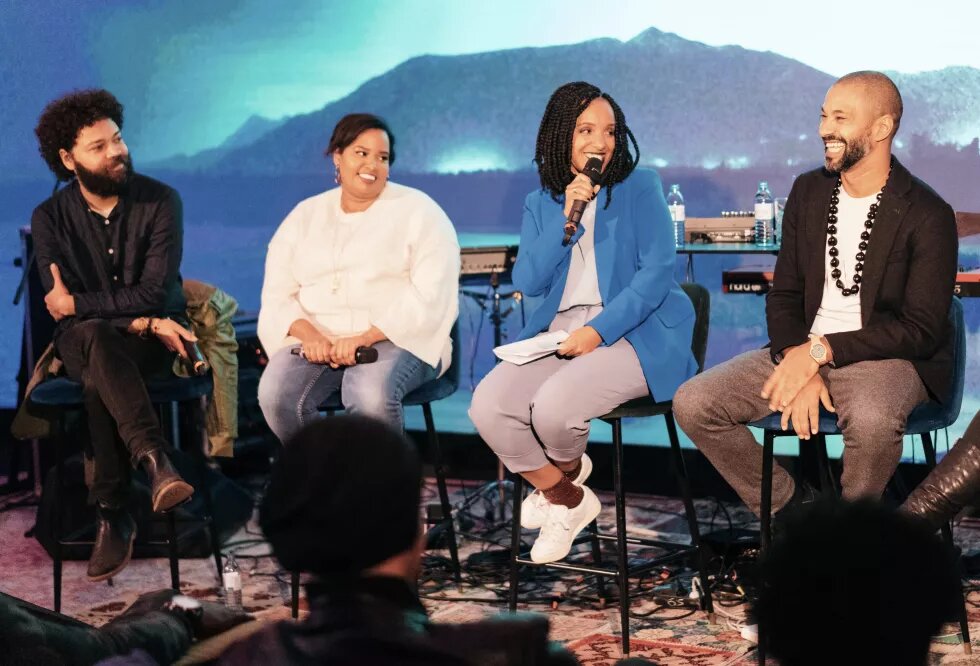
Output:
[31, 89, 196, 581]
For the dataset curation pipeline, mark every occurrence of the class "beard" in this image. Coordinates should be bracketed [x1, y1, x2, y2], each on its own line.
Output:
[74, 154, 132, 197]
[823, 130, 872, 174]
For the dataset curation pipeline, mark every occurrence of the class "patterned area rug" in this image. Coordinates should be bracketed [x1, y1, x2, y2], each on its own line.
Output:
[2, 481, 980, 665]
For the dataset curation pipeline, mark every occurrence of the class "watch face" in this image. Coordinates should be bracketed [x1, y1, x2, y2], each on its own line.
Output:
[811, 343, 826, 359]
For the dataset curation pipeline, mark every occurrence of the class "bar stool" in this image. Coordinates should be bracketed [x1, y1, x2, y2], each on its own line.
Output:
[751, 296, 970, 662]
[29, 373, 224, 613]
[289, 323, 463, 617]
[508, 283, 716, 655]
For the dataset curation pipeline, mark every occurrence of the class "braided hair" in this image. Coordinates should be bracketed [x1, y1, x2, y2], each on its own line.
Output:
[534, 81, 640, 209]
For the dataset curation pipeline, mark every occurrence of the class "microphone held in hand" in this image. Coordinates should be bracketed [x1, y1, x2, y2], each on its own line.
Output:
[290, 346, 379, 364]
[562, 156, 604, 246]
[183, 341, 210, 376]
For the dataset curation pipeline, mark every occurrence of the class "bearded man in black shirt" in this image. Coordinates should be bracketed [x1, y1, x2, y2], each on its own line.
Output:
[31, 89, 196, 581]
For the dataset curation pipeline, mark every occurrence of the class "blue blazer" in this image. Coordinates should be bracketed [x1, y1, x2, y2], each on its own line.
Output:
[512, 168, 698, 401]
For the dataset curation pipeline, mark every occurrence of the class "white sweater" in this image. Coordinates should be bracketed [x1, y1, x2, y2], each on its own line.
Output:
[258, 182, 460, 373]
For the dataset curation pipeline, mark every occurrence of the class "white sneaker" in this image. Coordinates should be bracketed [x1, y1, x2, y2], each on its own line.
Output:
[520, 454, 593, 529]
[529, 486, 602, 563]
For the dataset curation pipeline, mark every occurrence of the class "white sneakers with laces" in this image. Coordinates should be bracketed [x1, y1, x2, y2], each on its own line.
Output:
[520, 453, 593, 529]
[529, 486, 601, 563]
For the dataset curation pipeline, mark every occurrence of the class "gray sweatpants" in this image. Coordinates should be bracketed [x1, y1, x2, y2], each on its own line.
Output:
[672, 348, 928, 516]
[469, 305, 649, 473]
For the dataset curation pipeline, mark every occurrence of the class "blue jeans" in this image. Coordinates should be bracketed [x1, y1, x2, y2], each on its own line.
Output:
[258, 341, 437, 444]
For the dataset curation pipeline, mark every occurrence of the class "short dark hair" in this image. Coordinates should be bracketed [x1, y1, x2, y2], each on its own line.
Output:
[260, 415, 421, 577]
[325, 113, 396, 165]
[534, 81, 639, 210]
[756, 499, 961, 666]
[34, 89, 124, 181]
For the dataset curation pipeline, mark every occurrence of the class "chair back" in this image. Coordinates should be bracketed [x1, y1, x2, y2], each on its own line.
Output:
[938, 296, 966, 426]
[680, 283, 711, 374]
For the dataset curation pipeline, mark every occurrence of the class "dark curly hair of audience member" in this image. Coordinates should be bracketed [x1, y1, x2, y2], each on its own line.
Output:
[756, 498, 962, 666]
[534, 81, 639, 209]
[34, 89, 124, 181]
[324, 113, 397, 165]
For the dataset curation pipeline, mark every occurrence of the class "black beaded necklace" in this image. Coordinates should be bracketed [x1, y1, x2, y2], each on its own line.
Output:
[826, 174, 888, 296]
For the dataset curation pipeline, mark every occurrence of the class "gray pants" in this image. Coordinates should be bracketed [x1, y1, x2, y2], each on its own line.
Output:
[673, 349, 928, 516]
[469, 305, 648, 473]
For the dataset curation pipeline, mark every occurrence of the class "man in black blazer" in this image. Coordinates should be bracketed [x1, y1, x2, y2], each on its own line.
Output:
[673, 71, 958, 517]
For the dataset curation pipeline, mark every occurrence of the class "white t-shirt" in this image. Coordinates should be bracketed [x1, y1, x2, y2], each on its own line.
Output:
[558, 199, 603, 311]
[810, 188, 878, 337]
[257, 182, 460, 372]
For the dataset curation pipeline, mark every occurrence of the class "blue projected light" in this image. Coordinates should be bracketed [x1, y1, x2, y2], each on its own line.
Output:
[433, 146, 510, 174]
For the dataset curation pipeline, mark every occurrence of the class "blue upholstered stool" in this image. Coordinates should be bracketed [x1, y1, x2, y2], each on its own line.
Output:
[30, 372, 222, 612]
[750, 297, 970, 661]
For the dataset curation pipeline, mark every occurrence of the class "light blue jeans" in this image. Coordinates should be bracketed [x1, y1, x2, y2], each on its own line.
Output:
[258, 341, 437, 444]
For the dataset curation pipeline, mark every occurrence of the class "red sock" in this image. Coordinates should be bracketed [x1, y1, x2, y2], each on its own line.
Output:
[541, 475, 584, 509]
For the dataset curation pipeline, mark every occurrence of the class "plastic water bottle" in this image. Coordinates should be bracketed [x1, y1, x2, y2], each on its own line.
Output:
[222, 554, 243, 610]
[754, 181, 775, 246]
[666, 184, 686, 247]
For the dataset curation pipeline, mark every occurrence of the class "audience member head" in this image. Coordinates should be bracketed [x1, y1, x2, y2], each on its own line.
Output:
[756, 498, 961, 666]
[534, 81, 639, 209]
[260, 415, 423, 582]
[35, 89, 131, 194]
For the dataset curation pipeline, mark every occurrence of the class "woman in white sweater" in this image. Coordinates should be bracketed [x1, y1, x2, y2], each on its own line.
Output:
[257, 114, 459, 443]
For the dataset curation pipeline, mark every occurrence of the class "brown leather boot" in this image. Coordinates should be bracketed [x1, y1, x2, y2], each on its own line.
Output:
[901, 437, 980, 532]
[87, 501, 137, 581]
[137, 448, 194, 513]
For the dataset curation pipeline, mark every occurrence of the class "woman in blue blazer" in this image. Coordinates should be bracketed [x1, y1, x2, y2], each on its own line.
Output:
[470, 82, 697, 563]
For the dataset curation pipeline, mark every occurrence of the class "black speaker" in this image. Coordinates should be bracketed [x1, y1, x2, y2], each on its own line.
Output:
[32, 448, 254, 560]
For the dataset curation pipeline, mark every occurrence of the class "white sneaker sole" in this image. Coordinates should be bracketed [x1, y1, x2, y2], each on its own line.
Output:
[520, 454, 594, 530]
[529, 489, 602, 564]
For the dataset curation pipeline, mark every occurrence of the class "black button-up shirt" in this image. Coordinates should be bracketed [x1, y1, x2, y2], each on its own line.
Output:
[31, 173, 187, 336]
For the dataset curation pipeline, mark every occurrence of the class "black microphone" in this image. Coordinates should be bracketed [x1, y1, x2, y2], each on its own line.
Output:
[290, 345, 379, 364]
[562, 156, 604, 246]
[182, 341, 210, 376]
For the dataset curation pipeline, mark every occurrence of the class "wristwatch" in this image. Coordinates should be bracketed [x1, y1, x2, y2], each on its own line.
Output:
[808, 334, 828, 366]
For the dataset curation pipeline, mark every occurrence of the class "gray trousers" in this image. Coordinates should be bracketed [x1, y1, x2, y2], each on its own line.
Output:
[673, 349, 928, 516]
[469, 305, 648, 473]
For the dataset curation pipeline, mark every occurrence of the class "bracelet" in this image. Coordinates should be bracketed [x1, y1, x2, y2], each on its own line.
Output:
[133, 317, 151, 338]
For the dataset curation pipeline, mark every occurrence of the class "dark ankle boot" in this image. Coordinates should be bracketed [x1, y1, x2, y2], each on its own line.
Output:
[901, 437, 980, 531]
[88, 502, 136, 581]
[137, 448, 194, 513]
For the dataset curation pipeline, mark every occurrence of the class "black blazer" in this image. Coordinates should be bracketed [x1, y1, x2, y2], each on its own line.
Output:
[767, 157, 959, 403]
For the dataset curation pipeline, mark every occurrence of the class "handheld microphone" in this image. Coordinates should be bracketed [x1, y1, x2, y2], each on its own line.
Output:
[562, 156, 604, 246]
[183, 341, 210, 376]
[290, 345, 379, 364]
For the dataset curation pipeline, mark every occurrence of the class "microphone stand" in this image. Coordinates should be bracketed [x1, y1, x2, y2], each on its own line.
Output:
[460, 268, 525, 522]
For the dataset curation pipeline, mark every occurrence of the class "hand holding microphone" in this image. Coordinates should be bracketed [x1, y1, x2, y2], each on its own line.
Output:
[290, 332, 379, 368]
[183, 340, 210, 376]
[562, 157, 604, 246]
